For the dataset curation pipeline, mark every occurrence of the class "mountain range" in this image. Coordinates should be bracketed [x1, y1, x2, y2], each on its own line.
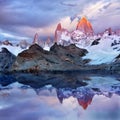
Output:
[0, 17, 120, 73]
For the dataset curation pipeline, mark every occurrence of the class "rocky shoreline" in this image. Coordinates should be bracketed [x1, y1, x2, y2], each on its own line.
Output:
[0, 43, 120, 74]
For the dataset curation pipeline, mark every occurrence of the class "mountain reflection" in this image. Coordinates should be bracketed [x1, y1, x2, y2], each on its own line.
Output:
[36, 85, 119, 110]
[56, 87, 94, 109]
[0, 72, 120, 120]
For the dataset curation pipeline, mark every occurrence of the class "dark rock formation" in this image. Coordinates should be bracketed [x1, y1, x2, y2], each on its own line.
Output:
[107, 55, 120, 73]
[2, 40, 13, 46]
[10, 43, 120, 73]
[91, 38, 101, 46]
[0, 44, 119, 73]
[12, 43, 89, 72]
[115, 54, 120, 62]
[109, 62, 120, 73]
[0, 48, 16, 72]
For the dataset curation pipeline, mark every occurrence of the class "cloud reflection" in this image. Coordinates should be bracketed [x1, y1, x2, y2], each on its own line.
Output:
[0, 78, 120, 120]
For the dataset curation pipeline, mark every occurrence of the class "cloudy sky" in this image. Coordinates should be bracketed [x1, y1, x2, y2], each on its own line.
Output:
[0, 0, 120, 41]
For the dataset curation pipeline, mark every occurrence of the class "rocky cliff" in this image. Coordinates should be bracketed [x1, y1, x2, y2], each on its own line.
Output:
[0, 44, 120, 73]
[12, 43, 89, 72]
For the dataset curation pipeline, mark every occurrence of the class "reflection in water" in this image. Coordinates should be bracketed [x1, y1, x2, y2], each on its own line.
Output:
[56, 87, 94, 110]
[0, 73, 120, 120]
[77, 92, 93, 110]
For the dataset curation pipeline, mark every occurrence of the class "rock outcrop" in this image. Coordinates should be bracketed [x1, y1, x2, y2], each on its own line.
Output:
[12, 43, 89, 72]
[2, 40, 13, 46]
[10, 43, 120, 73]
[0, 44, 120, 73]
[108, 54, 120, 73]
[0, 48, 16, 72]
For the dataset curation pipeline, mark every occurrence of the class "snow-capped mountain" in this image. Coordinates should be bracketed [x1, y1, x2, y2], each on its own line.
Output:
[53, 17, 120, 65]
[0, 16, 120, 65]
[54, 17, 95, 47]
[83, 33, 120, 65]
[0, 39, 29, 56]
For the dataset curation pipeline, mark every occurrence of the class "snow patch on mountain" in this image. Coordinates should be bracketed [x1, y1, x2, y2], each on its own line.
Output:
[0, 45, 27, 56]
[43, 44, 50, 51]
[83, 35, 120, 65]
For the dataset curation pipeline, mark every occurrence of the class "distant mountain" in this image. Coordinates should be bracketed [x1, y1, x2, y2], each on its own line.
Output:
[54, 17, 95, 47]
[76, 17, 94, 36]
[33, 33, 39, 44]
[0, 16, 120, 69]
[54, 23, 62, 43]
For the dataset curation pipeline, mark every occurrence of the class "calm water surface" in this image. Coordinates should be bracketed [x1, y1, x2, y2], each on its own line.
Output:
[0, 73, 120, 120]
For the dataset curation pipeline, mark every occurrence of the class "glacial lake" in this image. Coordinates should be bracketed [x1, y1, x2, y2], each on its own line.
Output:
[0, 72, 120, 120]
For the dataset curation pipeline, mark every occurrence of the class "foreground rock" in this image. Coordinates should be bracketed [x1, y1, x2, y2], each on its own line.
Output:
[10, 43, 120, 73]
[12, 43, 89, 72]
[0, 48, 16, 72]
[0, 44, 120, 73]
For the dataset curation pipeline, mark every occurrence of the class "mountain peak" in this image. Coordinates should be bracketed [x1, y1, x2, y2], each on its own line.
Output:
[77, 98, 92, 110]
[33, 33, 39, 44]
[57, 23, 62, 31]
[54, 23, 62, 43]
[81, 16, 87, 22]
[76, 17, 94, 35]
